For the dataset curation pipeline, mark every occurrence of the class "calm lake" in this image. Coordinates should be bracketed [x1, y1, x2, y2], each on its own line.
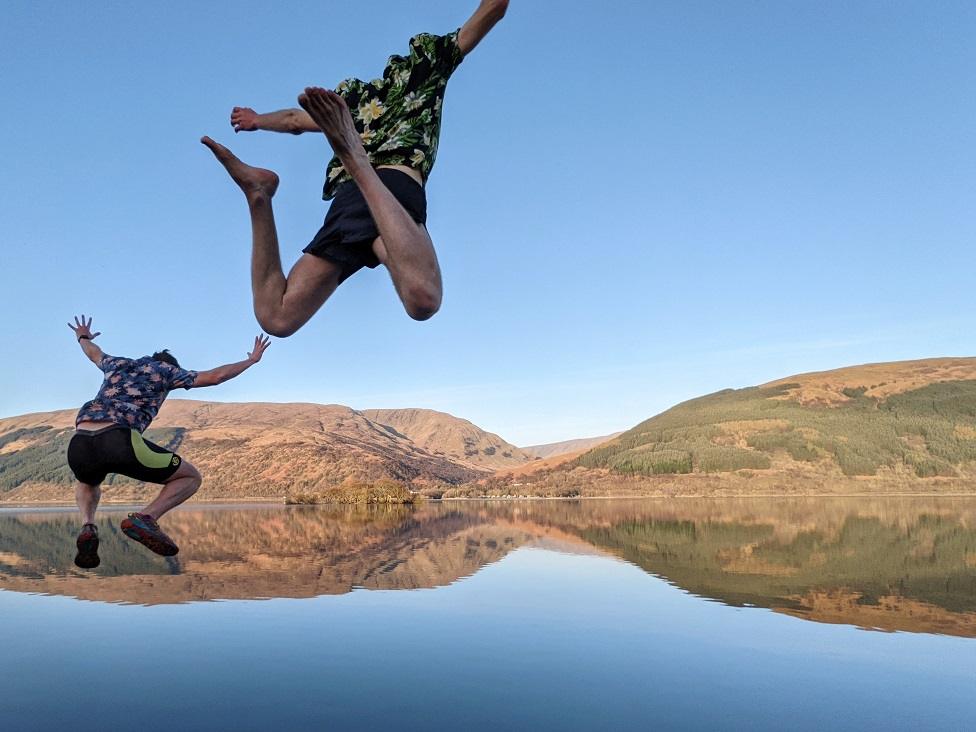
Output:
[1, 497, 974, 730]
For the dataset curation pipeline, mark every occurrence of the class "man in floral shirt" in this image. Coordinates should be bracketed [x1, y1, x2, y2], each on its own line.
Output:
[67, 315, 270, 568]
[202, 0, 509, 335]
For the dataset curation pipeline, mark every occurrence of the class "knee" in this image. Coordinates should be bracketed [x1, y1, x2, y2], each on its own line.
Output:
[182, 462, 203, 493]
[256, 311, 299, 339]
[407, 303, 439, 322]
[403, 286, 441, 322]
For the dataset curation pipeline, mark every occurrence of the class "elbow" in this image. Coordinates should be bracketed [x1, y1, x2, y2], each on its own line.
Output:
[486, 0, 509, 19]
[286, 110, 307, 135]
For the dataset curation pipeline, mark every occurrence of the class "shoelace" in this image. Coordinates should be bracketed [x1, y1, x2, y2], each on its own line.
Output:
[135, 513, 160, 531]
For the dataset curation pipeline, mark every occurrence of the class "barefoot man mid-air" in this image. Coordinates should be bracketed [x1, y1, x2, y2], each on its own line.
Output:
[67, 315, 270, 568]
[202, 1, 509, 336]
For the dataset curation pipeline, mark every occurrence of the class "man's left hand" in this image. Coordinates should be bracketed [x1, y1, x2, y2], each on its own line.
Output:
[247, 334, 271, 363]
[68, 315, 101, 342]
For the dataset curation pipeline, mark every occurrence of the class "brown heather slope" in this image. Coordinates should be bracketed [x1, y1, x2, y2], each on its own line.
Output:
[522, 433, 622, 459]
[361, 408, 532, 470]
[0, 400, 532, 502]
[764, 357, 976, 407]
[496, 448, 590, 478]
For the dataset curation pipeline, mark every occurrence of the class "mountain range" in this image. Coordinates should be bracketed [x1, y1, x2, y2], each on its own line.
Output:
[1, 357, 974, 501]
[0, 401, 534, 502]
[522, 433, 623, 459]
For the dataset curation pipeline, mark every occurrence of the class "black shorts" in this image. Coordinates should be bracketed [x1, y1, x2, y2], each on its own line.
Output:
[67, 425, 183, 486]
[303, 168, 428, 284]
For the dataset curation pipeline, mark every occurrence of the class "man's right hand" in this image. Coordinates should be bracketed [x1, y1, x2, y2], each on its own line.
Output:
[231, 107, 259, 132]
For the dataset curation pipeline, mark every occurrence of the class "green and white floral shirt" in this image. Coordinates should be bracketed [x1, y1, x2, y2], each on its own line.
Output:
[324, 30, 465, 200]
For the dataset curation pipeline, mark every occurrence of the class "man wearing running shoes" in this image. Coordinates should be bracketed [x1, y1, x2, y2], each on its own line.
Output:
[66, 315, 270, 568]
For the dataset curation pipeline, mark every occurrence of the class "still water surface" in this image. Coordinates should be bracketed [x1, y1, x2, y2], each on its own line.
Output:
[1, 498, 974, 730]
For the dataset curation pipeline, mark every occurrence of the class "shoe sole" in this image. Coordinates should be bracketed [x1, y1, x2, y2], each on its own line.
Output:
[121, 520, 179, 556]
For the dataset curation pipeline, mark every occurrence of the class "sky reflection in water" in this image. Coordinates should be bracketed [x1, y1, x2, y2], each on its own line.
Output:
[1, 498, 974, 731]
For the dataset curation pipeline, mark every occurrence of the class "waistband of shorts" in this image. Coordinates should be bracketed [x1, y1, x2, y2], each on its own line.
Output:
[335, 166, 424, 196]
[377, 166, 425, 190]
[75, 424, 129, 436]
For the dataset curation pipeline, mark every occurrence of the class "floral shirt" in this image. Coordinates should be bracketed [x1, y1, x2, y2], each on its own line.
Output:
[324, 30, 465, 200]
[76, 355, 198, 433]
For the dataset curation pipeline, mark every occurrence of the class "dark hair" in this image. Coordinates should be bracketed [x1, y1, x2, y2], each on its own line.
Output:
[151, 349, 180, 368]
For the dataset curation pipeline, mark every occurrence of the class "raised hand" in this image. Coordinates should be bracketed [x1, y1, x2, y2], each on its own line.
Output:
[231, 107, 259, 133]
[247, 334, 271, 363]
[68, 315, 101, 341]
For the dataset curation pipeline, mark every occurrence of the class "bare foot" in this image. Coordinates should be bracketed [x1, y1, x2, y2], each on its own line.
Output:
[200, 136, 279, 202]
[298, 87, 370, 173]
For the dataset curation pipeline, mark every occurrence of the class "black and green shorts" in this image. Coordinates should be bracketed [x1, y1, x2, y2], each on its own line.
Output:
[67, 425, 183, 485]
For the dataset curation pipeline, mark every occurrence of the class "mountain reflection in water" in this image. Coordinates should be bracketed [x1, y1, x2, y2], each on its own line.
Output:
[1, 498, 975, 637]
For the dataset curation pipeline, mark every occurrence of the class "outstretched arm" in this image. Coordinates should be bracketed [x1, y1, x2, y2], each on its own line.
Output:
[67, 315, 104, 366]
[231, 106, 321, 135]
[458, 0, 509, 56]
[191, 334, 271, 388]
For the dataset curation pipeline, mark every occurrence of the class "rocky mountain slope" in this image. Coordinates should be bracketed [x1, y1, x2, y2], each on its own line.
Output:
[362, 408, 532, 469]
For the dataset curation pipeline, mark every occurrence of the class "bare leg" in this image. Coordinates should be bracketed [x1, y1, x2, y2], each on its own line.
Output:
[201, 136, 344, 336]
[141, 460, 202, 520]
[75, 481, 100, 525]
[74, 485, 101, 568]
[298, 88, 443, 320]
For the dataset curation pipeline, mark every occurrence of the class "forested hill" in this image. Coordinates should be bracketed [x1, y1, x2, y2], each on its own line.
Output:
[575, 358, 976, 480]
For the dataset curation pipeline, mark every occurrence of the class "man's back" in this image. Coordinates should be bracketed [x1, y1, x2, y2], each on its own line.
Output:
[76, 355, 198, 432]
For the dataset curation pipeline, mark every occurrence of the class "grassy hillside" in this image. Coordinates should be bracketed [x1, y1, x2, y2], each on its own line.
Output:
[575, 359, 976, 479]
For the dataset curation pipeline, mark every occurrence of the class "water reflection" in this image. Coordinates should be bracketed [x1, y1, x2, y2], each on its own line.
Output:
[1, 498, 975, 636]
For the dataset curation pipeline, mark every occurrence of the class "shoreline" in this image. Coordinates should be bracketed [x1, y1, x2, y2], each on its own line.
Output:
[4, 491, 976, 510]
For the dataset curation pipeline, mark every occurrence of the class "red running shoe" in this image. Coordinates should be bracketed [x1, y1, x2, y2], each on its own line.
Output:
[75, 523, 100, 569]
[121, 513, 179, 556]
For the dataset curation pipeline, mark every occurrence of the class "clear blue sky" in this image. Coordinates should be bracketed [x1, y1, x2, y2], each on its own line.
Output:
[1, 1, 973, 445]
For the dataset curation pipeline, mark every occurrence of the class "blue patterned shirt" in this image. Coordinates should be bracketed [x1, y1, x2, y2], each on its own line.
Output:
[76, 355, 198, 432]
